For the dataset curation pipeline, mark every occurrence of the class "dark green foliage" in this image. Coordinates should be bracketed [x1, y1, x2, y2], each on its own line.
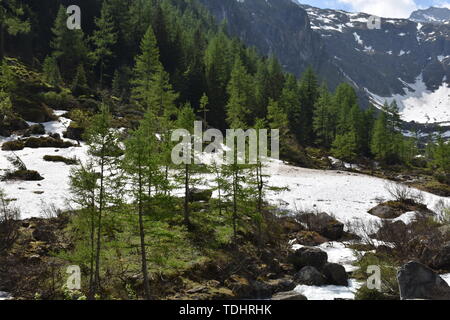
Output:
[43, 155, 78, 165]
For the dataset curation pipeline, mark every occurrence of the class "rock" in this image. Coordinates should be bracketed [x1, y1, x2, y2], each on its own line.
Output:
[322, 263, 348, 286]
[368, 204, 400, 219]
[271, 291, 307, 300]
[265, 277, 296, 293]
[26, 124, 45, 135]
[249, 281, 272, 299]
[431, 242, 450, 271]
[397, 261, 450, 300]
[278, 216, 304, 234]
[188, 188, 213, 202]
[294, 231, 328, 246]
[294, 266, 327, 286]
[438, 225, 450, 238]
[297, 212, 344, 240]
[32, 227, 56, 243]
[65, 125, 84, 141]
[225, 275, 253, 298]
[288, 247, 328, 271]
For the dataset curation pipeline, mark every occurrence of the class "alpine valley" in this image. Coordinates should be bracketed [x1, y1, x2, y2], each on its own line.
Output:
[201, 0, 450, 126]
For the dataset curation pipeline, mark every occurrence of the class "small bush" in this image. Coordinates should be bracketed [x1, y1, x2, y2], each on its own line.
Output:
[24, 137, 74, 149]
[2, 169, 44, 181]
[43, 155, 78, 165]
[1, 140, 25, 151]
[27, 124, 46, 135]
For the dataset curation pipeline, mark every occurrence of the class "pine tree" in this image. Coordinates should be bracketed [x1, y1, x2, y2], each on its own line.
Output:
[132, 26, 162, 108]
[123, 108, 162, 300]
[226, 58, 251, 129]
[71, 64, 88, 96]
[51, 5, 88, 82]
[42, 55, 62, 86]
[313, 84, 334, 147]
[279, 74, 301, 143]
[371, 111, 390, 162]
[82, 104, 123, 297]
[0, 0, 30, 59]
[298, 66, 319, 144]
[332, 132, 358, 162]
[173, 104, 198, 227]
[199, 93, 209, 125]
[90, 2, 117, 89]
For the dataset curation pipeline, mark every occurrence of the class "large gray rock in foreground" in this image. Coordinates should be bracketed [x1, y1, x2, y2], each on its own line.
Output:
[271, 291, 307, 300]
[294, 266, 327, 286]
[397, 261, 450, 300]
[288, 247, 328, 271]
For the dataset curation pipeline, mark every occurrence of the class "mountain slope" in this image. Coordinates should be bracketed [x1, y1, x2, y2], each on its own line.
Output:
[410, 7, 450, 24]
[200, 0, 450, 123]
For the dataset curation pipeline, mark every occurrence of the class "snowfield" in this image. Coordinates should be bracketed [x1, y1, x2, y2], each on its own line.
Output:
[1, 110, 450, 301]
[0, 112, 448, 233]
[264, 160, 448, 235]
[367, 74, 450, 124]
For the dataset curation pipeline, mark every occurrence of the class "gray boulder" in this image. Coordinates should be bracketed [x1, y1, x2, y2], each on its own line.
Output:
[298, 212, 344, 240]
[431, 242, 450, 271]
[188, 188, 213, 202]
[397, 261, 450, 300]
[294, 266, 327, 286]
[288, 247, 328, 271]
[322, 263, 349, 286]
[271, 291, 307, 300]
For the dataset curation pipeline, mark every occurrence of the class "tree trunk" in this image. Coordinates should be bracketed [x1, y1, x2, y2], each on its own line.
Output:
[183, 164, 190, 227]
[138, 165, 151, 300]
[93, 156, 105, 295]
[0, 23, 5, 61]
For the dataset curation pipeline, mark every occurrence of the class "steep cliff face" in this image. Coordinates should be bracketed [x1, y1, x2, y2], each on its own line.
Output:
[200, 0, 450, 123]
[410, 7, 450, 24]
[199, 0, 344, 88]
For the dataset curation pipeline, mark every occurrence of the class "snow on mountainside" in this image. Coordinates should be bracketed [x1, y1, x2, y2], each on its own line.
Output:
[208, 1, 450, 124]
[296, 3, 450, 124]
[410, 7, 450, 24]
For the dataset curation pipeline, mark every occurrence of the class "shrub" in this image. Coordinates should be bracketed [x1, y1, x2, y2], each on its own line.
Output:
[0, 188, 19, 254]
[1, 140, 25, 151]
[24, 137, 74, 148]
[43, 155, 78, 165]
[2, 169, 44, 181]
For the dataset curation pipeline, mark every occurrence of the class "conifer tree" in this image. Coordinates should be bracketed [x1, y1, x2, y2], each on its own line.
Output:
[313, 85, 334, 147]
[82, 104, 123, 297]
[90, 2, 117, 89]
[51, 5, 88, 81]
[42, 55, 62, 86]
[298, 66, 319, 144]
[132, 26, 162, 108]
[71, 64, 88, 96]
[0, 0, 30, 59]
[123, 108, 161, 300]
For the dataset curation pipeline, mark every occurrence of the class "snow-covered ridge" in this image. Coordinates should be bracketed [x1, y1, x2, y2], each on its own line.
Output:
[366, 74, 450, 124]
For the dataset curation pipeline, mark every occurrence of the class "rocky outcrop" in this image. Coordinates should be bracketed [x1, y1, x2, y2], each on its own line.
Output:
[397, 261, 450, 300]
[294, 266, 327, 286]
[322, 263, 349, 286]
[288, 247, 328, 271]
[297, 212, 344, 241]
[188, 188, 213, 202]
[431, 242, 450, 271]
